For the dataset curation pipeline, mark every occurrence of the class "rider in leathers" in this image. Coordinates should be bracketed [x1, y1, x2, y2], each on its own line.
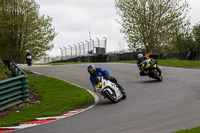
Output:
[87, 65, 126, 98]
[25, 51, 32, 64]
[137, 53, 161, 76]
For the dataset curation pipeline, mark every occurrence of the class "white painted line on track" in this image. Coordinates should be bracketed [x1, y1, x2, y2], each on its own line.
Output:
[36, 116, 67, 120]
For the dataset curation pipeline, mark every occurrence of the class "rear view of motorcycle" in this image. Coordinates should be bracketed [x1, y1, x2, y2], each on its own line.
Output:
[95, 77, 126, 103]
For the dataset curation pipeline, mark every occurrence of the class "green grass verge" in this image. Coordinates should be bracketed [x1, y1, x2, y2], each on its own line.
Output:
[39, 62, 109, 65]
[174, 126, 200, 133]
[22, 69, 34, 74]
[41, 62, 89, 65]
[157, 59, 200, 68]
[0, 76, 94, 127]
[114, 60, 138, 64]
[115, 59, 200, 68]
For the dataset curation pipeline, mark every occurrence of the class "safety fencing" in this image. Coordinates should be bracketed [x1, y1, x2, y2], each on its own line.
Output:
[52, 52, 142, 63]
[59, 37, 107, 60]
[0, 62, 29, 111]
[159, 50, 200, 60]
[52, 50, 200, 63]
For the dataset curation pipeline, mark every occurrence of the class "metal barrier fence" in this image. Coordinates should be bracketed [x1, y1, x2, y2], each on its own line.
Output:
[0, 62, 29, 111]
[59, 37, 107, 60]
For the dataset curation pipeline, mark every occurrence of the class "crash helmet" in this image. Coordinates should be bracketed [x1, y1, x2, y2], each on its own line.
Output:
[137, 53, 144, 61]
[87, 65, 96, 75]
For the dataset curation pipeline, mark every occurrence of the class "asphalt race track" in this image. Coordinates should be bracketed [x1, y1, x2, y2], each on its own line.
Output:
[16, 63, 200, 133]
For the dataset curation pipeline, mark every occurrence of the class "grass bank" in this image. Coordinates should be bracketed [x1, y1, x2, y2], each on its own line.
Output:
[115, 59, 200, 68]
[22, 69, 34, 74]
[45, 62, 88, 65]
[174, 126, 200, 133]
[0, 74, 94, 127]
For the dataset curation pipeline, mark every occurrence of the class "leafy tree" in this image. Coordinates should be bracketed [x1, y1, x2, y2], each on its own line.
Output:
[115, 0, 190, 54]
[192, 23, 200, 50]
[0, 0, 57, 62]
[172, 31, 195, 52]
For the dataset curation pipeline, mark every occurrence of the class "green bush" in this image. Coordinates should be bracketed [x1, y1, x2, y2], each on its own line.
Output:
[0, 59, 11, 81]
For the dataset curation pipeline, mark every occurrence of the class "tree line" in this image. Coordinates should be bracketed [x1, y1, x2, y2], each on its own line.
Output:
[0, 0, 57, 63]
[115, 0, 200, 54]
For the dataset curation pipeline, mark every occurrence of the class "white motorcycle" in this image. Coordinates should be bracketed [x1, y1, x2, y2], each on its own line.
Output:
[95, 77, 126, 103]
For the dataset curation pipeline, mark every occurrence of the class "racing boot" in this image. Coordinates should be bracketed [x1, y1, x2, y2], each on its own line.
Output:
[117, 84, 127, 99]
[140, 71, 148, 76]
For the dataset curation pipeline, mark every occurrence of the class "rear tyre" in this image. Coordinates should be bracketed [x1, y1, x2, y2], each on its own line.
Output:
[104, 88, 118, 103]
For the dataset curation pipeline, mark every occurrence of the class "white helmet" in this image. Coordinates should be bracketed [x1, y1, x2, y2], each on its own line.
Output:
[137, 53, 143, 60]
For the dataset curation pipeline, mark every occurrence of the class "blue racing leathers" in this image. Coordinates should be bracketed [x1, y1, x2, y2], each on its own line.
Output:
[89, 67, 110, 91]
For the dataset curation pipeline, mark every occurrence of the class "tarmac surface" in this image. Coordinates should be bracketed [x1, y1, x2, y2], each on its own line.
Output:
[15, 63, 200, 133]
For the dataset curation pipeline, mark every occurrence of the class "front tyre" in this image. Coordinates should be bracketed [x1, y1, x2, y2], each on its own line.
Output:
[153, 70, 162, 81]
[104, 88, 118, 103]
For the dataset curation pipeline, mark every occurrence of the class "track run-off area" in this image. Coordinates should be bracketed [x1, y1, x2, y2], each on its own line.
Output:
[16, 63, 200, 133]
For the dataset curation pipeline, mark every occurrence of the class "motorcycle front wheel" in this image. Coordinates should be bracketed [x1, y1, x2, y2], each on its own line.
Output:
[104, 88, 118, 103]
[152, 70, 162, 81]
